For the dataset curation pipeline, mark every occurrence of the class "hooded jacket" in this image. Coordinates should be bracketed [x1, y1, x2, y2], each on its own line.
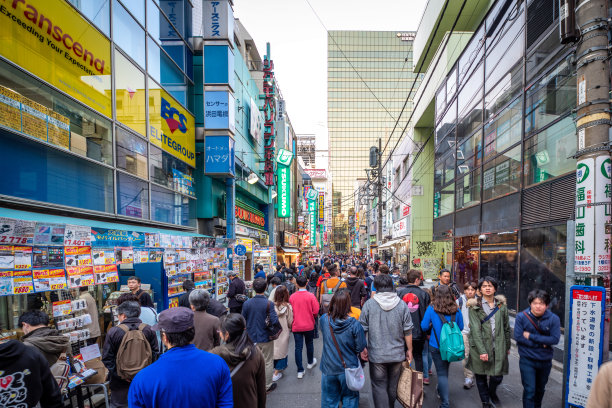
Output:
[211, 342, 266, 408]
[359, 292, 413, 364]
[466, 295, 511, 376]
[345, 276, 367, 308]
[0, 340, 62, 408]
[22, 326, 70, 367]
[319, 314, 366, 375]
[397, 284, 430, 340]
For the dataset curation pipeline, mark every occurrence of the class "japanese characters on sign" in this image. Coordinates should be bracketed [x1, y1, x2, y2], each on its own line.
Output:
[575, 158, 595, 274]
[595, 155, 611, 275]
[318, 192, 325, 224]
[204, 91, 234, 131]
[262, 57, 276, 186]
[309, 199, 316, 247]
[277, 164, 291, 218]
[205, 136, 235, 175]
[203, 0, 234, 40]
[392, 218, 408, 238]
[566, 286, 605, 407]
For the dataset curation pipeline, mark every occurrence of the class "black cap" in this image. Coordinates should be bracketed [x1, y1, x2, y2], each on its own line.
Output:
[151, 307, 194, 333]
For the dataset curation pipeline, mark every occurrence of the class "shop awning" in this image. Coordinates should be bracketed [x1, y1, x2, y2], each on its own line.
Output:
[378, 238, 407, 249]
[280, 247, 300, 253]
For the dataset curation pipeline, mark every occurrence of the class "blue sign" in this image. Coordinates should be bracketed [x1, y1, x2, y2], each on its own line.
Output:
[205, 136, 235, 175]
[205, 91, 234, 131]
[235, 244, 246, 256]
[91, 228, 145, 248]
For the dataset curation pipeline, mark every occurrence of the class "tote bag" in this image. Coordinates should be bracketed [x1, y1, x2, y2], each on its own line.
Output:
[397, 361, 423, 408]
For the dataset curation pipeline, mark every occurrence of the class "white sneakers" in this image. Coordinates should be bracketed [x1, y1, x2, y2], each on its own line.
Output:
[297, 371, 305, 379]
[307, 358, 318, 370]
[273, 372, 283, 382]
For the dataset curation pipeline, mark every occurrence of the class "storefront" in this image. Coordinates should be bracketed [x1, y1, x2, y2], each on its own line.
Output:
[235, 201, 269, 280]
[277, 231, 301, 266]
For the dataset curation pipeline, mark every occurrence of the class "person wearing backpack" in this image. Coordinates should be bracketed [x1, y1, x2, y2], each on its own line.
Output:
[345, 266, 367, 309]
[319, 264, 347, 315]
[466, 276, 510, 408]
[420, 284, 464, 408]
[102, 300, 158, 408]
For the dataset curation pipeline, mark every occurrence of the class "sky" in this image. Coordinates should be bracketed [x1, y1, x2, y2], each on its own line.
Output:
[234, 0, 428, 168]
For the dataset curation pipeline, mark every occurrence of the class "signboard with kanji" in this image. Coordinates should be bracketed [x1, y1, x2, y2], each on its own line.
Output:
[575, 158, 595, 274]
[565, 286, 605, 408]
[205, 136, 235, 176]
[595, 155, 611, 274]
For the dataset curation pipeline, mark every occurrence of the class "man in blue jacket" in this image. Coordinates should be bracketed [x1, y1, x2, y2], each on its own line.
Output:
[514, 289, 560, 408]
[128, 307, 233, 408]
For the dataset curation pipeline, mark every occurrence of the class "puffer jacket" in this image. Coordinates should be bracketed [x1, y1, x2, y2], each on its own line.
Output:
[22, 326, 70, 367]
[466, 295, 511, 376]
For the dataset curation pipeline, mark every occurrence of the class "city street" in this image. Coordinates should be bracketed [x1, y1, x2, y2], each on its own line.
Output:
[268, 331, 564, 407]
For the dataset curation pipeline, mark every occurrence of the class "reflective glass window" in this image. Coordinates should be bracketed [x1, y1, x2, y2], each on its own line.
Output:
[119, 0, 144, 24]
[147, 0, 161, 40]
[436, 82, 446, 119]
[115, 51, 146, 136]
[458, 63, 483, 126]
[485, 16, 524, 104]
[0, 61, 113, 165]
[457, 130, 482, 172]
[151, 184, 191, 225]
[67, 0, 111, 36]
[117, 172, 149, 219]
[436, 101, 456, 145]
[456, 168, 481, 209]
[113, 0, 145, 68]
[148, 38, 185, 85]
[458, 26, 485, 85]
[524, 116, 575, 186]
[116, 127, 148, 179]
[160, 0, 186, 38]
[434, 182, 455, 218]
[483, 98, 522, 162]
[149, 145, 193, 190]
[525, 59, 575, 133]
[484, 61, 522, 120]
[483, 145, 521, 201]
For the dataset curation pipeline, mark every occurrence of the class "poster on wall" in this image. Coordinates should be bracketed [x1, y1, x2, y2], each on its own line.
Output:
[145, 233, 160, 248]
[34, 223, 65, 246]
[91, 228, 145, 248]
[115, 247, 134, 264]
[94, 264, 119, 284]
[33, 269, 68, 292]
[64, 246, 92, 267]
[66, 266, 95, 288]
[13, 270, 34, 294]
[32, 246, 65, 268]
[92, 248, 116, 266]
[64, 225, 92, 246]
[0, 218, 35, 245]
[0, 271, 13, 296]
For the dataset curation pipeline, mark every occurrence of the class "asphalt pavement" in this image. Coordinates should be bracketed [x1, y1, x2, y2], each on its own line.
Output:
[267, 331, 564, 408]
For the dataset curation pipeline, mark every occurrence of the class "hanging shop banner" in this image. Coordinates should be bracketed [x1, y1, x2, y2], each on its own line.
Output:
[33, 269, 67, 292]
[318, 192, 325, 224]
[204, 135, 235, 176]
[277, 164, 291, 218]
[33, 222, 65, 246]
[276, 148, 294, 166]
[566, 286, 606, 407]
[393, 218, 409, 238]
[64, 246, 92, 267]
[0, 271, 12, 296]
[203, 0, 234, 40]
[13, 270, 34, 294]
[575, 158, 595, 274]
[32, 246, 64, 268]
[93, 264, 119, 284]
[262, 57, 276, 186]
[91, 228, 145, 248]
[145, 233, 160, 248]
[66, 266, 95, 288]
[64, 224, 92, 246]
[149, 87, 196, 167]
[309, 200, 316, 247]
[594, 155, 611, 275]
[0, 0, 112, 117]
[0, 218, 35, 245]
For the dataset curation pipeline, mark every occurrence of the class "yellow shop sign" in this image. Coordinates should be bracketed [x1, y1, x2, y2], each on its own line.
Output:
[149, 87, 196, 167]
[0, 0, 112, 117]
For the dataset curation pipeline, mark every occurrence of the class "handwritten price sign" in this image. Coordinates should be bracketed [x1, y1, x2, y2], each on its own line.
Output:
[0, 236, 28, 244]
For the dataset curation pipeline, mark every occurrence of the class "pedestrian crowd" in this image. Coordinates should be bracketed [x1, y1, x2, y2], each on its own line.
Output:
[0, 256, 583, 408]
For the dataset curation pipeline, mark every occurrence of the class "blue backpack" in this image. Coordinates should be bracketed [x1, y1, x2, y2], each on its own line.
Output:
[433, 312, 465, 362]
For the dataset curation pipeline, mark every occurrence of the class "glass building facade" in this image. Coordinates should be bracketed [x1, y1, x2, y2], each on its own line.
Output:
[0, 0, 196, 228]
[328, 31, 420, 251]
[432, 0, 574, 321]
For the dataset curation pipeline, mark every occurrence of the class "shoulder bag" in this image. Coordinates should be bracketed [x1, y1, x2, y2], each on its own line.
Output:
[265, 301, 283, 341]
[329, 320, 365, 391]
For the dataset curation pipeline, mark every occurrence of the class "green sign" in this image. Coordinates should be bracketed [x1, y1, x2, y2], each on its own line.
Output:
[276, 148, 294, 166]
[577, 163, 590, 184]
[277, 164, 291, 218]
[309, 199, 316, 246]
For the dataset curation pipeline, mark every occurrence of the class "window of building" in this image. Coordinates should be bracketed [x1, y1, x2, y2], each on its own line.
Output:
[458, 26, 485, 85]
[114, 50, 146, 136]
[436, 100, 456, 146]
[435, 182, 455, 218]
[151, 184, 191, 225]
[149, 145, 193, 192]
[116, 127, 148, 179]
[483, 145, 521, 201]
[456, 167, 481, 210]
[483, 98, 522, 162]
[113, 0, 146, 68]
[458, 62, 483, 123]
[147, 37, 186, 86]
[67, 0, 111, 36]
[523, 116, 575, 186]
[119, 0, 144, 24]
[117, 171, 149, 219]
[457, 130, 482, 173]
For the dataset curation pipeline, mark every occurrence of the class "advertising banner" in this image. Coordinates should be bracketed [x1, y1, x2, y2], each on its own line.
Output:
[277, 164, 291, 218]
[318, 192, 325, 224]
[594, 155, 611, 275]
[392, 218, 409, 238]
[309, 200, 316, 246]
[149, 87, 196, 167]
[575, 158, 595, 274]
[205, 135, 235, 175]
[0, 0, 112, 116]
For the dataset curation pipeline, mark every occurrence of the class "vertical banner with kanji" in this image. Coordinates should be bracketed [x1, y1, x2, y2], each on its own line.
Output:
[308, 199, 316, 247]
[566, 286, 606, 407]
[594, 156, 611, 275]
[575, 158, 595, 274]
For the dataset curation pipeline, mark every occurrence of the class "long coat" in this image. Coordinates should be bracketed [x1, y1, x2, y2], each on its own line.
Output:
[273, 303, 293, 360]
[466, 295, 511, 376]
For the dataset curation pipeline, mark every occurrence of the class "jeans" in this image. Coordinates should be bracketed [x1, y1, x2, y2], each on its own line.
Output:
[369, 361, 402, 408]
[519, 356, 552, 408]
[294, 330, 315, 372]
[274, 356, 288, 371]
[314, 315, 320, 339]
[321, 372, 360, 408]
[430, 347, 450, 408]
[475, 374, 503, 404]
[423, 341, 433, 379]
[412, 338, 426, 373]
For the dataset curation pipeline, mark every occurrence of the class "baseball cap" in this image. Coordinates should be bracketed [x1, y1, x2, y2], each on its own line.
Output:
[151, 307, 194, 333]
[227, 271, 238, 277]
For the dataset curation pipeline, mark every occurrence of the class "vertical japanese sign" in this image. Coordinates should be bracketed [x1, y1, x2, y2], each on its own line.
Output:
[318, 192, 325, 224]
[277, 164, 291, 218]
[205, 136, 235, 175]
[595, 156, 611, 275]
[575, 158, 595, 274]
[262, 56, 276, 186]
[309, 199, 316, 247]
[566, 286, 605, 407]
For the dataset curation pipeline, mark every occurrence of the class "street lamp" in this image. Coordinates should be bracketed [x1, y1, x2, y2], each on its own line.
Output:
[271, 190, 277, 199]
[247, 172, 258, 184]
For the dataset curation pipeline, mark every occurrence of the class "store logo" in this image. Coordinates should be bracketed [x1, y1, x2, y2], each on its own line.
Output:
[601, 158, 611, 179]
[161, 98, 188, 134]
[577, 163, 590, 184]
[276, 148, 294, 166]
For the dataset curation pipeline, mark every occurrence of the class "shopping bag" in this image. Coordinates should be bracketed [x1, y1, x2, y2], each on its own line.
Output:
[397, 361, 423, 408]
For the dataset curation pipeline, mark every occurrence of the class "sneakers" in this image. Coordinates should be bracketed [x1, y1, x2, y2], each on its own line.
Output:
[423, 377, 430, 385]
[272, 372, 283, 382]
[266, 383, 277, 393]
[464, 378, 474, 389]
[297, 371, 305, 379]
[428, 369, 433, 376]
[307, 358, 318, 370]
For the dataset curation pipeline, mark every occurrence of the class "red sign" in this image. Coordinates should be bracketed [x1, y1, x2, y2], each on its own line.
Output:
[402, 204, 410, 217]
[235, 206, 265, 227]
[262, 57, 276, 186]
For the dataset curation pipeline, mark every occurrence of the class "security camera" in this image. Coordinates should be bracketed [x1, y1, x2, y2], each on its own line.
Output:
[478, 234, 487, 242]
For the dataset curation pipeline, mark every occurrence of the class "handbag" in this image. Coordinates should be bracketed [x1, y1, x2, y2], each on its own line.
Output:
[265, 301, 283, 341]
[235, 294, 248, 303]
[329, 321, 365, 391]
[397, 361, 423, 408]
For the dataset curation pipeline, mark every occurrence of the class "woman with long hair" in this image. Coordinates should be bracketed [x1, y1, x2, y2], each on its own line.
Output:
[272, 285, 293, 381]
[211, 313, 266, 407]
[319, 289, 366, 408]
[421, 284, 464, 408]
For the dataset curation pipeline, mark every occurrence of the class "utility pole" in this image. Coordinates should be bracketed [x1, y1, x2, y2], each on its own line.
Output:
[572, 0, 611, 357]
[377, 137, 383, 250]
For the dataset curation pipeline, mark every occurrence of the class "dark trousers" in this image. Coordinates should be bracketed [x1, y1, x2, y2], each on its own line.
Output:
[412, 338, 426, 373]
[369, 361, 402, 408]
[229, 305, 243, 314]
[293, 330, 314, 372]
[475, 374, 503, 403]
[519, 356, 552, 408]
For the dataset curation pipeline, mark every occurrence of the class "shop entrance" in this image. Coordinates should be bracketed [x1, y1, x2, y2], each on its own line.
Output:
[453, 236, 480, 289]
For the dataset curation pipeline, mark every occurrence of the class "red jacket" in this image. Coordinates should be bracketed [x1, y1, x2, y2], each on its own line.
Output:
[289, 290, 320, 332]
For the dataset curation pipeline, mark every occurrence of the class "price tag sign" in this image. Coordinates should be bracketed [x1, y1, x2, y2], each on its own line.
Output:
[13, 270, 33, 294]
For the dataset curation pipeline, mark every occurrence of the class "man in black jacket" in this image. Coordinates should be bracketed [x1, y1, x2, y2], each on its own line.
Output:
[178, 280, 196, 308]
[397, 269, 430, 375]
[345, 266, 367, 308]
[127, 276, 154, 308]
[102, 300, 159, 408]
[227, 271, 246, 314]
[0, 340, 62, 408]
